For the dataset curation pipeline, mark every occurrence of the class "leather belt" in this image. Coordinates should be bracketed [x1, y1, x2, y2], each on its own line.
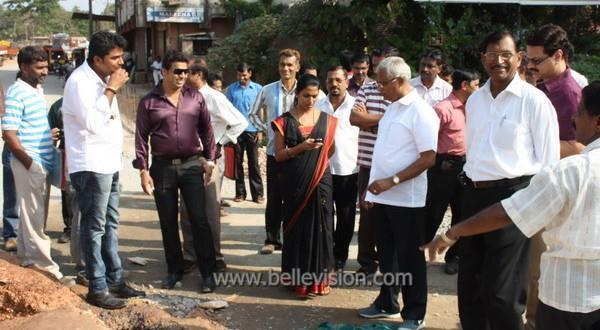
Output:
[152, 154, 199, 166]
[471, 175, 533, 189]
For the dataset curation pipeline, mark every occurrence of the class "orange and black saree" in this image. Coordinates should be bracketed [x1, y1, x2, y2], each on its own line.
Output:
[272, 111, 337, 288]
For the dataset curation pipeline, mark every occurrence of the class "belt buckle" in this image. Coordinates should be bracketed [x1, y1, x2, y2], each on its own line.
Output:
[172, 158, 182, 165]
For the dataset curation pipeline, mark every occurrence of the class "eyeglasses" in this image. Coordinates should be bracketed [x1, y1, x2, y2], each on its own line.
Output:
[376, 76, 400, 88]
[528, 55, 551, 66]
[172, 68, 190, 75]
[483, 51, 516, 61]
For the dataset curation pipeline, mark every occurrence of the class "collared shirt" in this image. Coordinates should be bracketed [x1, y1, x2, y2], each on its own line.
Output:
[199, 84, 248, 145]
[464, 75, 560, 181]
[1, 79, 53, 170]
[226, 80, 262, 132]
[355, 81, 390, 168]
[538, 68, 581, 141]
[133, 84, 215, 171]
[410, 76, 452, 106]
[501, 138, 600, 313]
[316, 93, 359, 176]
[248, 80, 297, 156]
[433, 93, 466, 156]
[366, 90, 439, 208]
[569, 68, 588, 88]
[64, 62, 123, 174]
[348, 76, 374, 97]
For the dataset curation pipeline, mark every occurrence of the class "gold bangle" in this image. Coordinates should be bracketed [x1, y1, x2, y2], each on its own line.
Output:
[105, 86, 118, 94]
[440, 231, 457, 244]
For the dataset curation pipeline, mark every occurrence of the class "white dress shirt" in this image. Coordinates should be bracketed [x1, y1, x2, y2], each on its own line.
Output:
[569, 68, 588, 88]
[464, 75, 560, 181]
[316, 93, 359, 176]
[366, 90, 439, 208]
[199, 85, 248, 145]
[62, 62, 123, 174]
[501, 138, 600, 313]
[410, 76, 452, 106]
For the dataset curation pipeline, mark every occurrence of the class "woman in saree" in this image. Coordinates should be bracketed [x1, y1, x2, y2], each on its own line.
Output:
[271, 74, 337, 298]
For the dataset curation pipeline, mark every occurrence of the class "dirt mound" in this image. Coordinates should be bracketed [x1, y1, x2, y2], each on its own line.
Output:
[0, 252, 84, 320]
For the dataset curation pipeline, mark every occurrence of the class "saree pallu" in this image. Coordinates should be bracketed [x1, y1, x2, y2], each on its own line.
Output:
[272, 111, 337, 286]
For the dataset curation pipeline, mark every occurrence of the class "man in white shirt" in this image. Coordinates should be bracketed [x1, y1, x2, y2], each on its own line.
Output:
[410, 49, 452, 106]
[316, 66, 359, 271]
[63, 31, 145, 309]
[451, 31, 559, 330]
[150, 56, 162, 86]
[357, 57, 438, 330]
[423, 80, 600, 330]
[181, 62, 248, 273]
[248, 48, 301, 254]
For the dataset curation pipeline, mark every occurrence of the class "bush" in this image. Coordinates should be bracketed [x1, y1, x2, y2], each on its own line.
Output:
[571, 54, 600, 83]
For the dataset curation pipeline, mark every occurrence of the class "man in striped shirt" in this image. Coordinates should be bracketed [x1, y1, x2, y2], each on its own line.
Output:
[1, 46, 63, 280]
[349, 47, 398, 275]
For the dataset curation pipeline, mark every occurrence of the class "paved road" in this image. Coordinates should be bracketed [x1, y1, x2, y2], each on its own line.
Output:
[0, 59, 460, 329]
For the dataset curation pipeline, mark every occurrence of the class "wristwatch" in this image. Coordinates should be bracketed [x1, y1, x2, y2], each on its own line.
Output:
[392, 174, 400, 185]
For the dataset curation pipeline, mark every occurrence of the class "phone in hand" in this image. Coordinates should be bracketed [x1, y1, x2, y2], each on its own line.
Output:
[313, 138, 324, 143]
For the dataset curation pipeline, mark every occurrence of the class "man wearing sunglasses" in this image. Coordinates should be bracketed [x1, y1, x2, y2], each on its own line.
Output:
[133, 50, 218, 294]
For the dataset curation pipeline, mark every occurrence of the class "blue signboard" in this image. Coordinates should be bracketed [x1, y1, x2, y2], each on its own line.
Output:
[146, 7, 204, 23]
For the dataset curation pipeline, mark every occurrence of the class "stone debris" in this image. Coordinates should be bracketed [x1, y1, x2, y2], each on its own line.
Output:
[127, 257, 151, 266]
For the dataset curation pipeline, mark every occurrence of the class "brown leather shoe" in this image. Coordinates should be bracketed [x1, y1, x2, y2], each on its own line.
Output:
[234, 196, 245, 202]
[254, 196, 265, 204]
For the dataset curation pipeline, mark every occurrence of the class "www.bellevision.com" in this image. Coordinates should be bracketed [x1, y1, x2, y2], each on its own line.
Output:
[213, 269, 413, 287]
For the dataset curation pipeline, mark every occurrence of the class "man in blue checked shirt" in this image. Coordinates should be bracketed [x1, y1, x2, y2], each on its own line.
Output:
[1, 46, 64, 281]
[226, 63, 265, 204]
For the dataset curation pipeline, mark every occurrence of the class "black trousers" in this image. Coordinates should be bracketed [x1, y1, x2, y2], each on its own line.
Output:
[372, 203, 427, 320]
[357, 166, 378, 271]
[61, 185, 77, 232]
[332, 173, 358, 263]
[265, 155, 283, 246]
[536, 302, 600, 330]
[458, 178, 532, 330]
[235, 131, 264, 200]
[150, 157, 216, 278]
[424, 154, 464, 262]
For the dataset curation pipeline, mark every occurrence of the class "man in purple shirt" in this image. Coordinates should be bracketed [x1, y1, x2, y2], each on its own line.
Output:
[525, 24, 583, 330]
[133, 50, 217, 293]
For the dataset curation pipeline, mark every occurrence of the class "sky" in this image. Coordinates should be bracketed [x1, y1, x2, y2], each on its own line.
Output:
[59, 0, 111, 14]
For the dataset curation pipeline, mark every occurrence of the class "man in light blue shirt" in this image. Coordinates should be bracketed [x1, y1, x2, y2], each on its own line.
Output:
[247, 49, 300, 254]
[1, 46, 61, 280]
[226, 63, 264, 204]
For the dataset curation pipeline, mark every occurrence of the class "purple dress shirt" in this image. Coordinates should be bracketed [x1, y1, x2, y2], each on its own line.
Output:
[133, 84, 215, 170]
[538, 68, 581, 141]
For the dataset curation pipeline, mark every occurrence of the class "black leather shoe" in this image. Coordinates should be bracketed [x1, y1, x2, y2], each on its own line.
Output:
[109, 282, 146, 298]
[200, 275, 216, 293]
[86, 291, 127, 309]
[216, 260, 227, 272]
[162, 273, 183, 289]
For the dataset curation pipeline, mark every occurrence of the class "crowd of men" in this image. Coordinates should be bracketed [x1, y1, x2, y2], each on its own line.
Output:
[0, 23, 598, 330]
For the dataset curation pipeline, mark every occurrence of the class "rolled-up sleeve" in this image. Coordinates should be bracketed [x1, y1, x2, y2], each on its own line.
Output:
[501, 165, 566, 238]
[197, 95, 216, 161]
[132, 98, 151, 170]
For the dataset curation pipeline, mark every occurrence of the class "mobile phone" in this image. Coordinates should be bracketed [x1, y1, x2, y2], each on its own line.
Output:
[314, 138, 324, 143]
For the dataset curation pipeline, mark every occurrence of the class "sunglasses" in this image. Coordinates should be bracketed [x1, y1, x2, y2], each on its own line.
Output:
[172, 68, 190, 75]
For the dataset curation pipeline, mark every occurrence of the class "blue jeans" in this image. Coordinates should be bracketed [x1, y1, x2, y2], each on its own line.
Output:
[70, 171, 123, 293]
[2, 146, 19, 239]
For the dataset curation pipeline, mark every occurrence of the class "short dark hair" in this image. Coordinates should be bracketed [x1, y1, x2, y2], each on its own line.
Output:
[582, 81, 600, 117]
[479, 30, 518, 53]
[301, 63, 318, 75]
[326, 65, 347, 78]
[162, 50, 189, 71]
[296, 74, 320, 94]
[441, 64, 455, 77]
[527, 24, 572, 57]
[190, 64, 208, 80]
[207, 73, 223, 87]
[87, 31, 127, 65]
[351, 53, 370, 65]
[17, 46, 47, 68]
[451, 69, 480, 90]
[421, 49, 443, 66]
[237, 62, 252, 73]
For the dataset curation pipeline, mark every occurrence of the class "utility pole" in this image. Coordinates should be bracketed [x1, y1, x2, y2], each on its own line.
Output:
[88, 0, 93, 39]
